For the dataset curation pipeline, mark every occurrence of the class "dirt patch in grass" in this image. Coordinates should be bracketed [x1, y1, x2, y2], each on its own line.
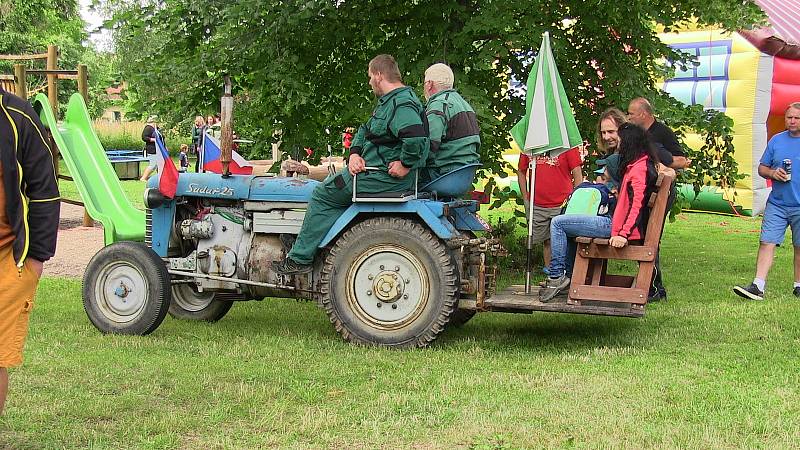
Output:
[45, 203, 104, 279]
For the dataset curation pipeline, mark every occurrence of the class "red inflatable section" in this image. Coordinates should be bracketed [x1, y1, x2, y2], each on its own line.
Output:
[770, 57, 800, 115]
[767, 57, 800, 144]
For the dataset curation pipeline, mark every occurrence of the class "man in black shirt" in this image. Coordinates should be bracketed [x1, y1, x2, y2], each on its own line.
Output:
[140, 115, 159, 181]
[0, 88, 60, 414]
[627, 98, 691, 169]
[627, 98, 690, 302]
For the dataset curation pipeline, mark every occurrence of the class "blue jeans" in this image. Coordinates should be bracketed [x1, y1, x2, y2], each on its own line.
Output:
[548, 214, 612, 277]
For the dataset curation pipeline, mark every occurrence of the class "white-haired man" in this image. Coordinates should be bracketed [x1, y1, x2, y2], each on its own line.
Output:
[422, 63, 481, 182]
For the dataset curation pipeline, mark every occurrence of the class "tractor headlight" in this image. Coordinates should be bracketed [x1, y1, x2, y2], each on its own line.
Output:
[144, 188, 168, 209]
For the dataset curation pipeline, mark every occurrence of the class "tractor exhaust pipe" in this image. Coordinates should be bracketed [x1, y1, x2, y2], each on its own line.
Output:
[220, 76, 234, 177]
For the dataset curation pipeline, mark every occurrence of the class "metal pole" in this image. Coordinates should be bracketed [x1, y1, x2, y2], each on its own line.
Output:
[220, 76, 233, 177]
[47, 45, 58, 118]
[524, 157, 536, 293]
[198, 128, 205, 173]
[13, 64, 26, 98]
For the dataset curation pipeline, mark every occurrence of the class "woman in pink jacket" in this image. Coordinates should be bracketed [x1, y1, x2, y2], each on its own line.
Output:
[540, 122, 659, 302]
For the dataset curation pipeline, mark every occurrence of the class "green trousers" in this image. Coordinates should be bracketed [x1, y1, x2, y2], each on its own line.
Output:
[287, 169, 414, 265]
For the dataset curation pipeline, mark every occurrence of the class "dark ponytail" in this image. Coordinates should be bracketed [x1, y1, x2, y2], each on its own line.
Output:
[616, 122, 659, 179]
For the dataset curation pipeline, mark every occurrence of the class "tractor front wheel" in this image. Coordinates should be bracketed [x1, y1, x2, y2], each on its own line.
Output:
[82, 241, 171, 335]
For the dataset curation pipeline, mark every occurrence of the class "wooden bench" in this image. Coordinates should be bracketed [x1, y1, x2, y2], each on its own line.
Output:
[567, 172, 675, 311]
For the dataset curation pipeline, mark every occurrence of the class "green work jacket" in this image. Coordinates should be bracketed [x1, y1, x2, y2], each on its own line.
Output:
[349, 86, 428, 190]
[425, 89, 481, 177]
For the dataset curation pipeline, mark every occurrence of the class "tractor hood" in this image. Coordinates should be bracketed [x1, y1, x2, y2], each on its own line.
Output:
[248, 176, 319, 202]
[168, 173, 319, 202]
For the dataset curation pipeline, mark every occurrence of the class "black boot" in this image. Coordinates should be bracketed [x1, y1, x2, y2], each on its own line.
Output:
[272, 258, 312, 275]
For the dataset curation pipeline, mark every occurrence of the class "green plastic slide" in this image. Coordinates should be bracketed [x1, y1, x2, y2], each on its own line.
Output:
[33, 93, 145, 244]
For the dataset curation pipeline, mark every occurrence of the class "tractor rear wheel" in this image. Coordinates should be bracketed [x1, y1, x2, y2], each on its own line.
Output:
[448, 309, 477, 327]
[320, 217, 458, 348]
[169, 284, 235, 322]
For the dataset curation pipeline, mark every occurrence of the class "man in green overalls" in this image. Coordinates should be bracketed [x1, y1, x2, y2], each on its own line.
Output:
[421, 63, 481, 183]
[273, 54, 429, 275]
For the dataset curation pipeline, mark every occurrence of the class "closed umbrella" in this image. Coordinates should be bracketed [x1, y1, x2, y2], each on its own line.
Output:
[511, 32, 583, 292]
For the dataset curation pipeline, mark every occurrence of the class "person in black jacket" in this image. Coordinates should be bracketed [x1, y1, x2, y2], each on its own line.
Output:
[0, 87, 60, 414]
[140, 115, 159, 181]
[626, 97, 690, 302]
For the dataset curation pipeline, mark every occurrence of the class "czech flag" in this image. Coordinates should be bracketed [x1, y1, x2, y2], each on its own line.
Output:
[154, 130, 179, 198]
[201, 133, 254, 175]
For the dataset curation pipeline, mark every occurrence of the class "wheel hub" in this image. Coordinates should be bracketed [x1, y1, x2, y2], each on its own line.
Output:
[347, 246, 429, 330]
[95, 262, 148, 323]
[372, 271, 404, 303]
[114, 283, 131, 298]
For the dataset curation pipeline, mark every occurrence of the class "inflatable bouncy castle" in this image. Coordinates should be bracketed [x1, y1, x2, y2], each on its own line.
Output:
[660, 0, 800, 215]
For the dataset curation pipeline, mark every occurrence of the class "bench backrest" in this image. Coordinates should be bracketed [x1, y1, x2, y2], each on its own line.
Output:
[641, 172, 674, 249]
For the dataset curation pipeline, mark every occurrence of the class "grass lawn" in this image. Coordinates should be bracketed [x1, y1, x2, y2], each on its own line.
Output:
[4, 205, 800, 447]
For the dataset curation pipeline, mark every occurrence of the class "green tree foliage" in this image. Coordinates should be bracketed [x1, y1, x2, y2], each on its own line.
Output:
[107, 0, 765, 202]
[0, 0, 117, 118]
[0, 0, 82, 58]
[0, 0, 85, 95]
[80, 50, 119, 117]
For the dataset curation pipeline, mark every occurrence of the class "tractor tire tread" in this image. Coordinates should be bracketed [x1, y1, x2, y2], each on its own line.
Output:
[319, 217, 458, 348]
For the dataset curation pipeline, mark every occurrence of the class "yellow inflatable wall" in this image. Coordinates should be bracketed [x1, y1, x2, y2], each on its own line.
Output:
[659, 29, 772, 215]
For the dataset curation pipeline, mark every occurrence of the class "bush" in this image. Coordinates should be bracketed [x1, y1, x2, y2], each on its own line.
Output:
[488, 215, 543, 274]
[93, 120, 144, 151]
[92, 120, 190, 156]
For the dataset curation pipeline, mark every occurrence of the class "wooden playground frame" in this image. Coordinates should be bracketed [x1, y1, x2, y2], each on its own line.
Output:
[1, 45, 93, 226]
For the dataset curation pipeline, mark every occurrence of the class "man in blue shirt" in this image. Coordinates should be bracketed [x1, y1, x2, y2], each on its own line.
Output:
[734, 102, 800, 300]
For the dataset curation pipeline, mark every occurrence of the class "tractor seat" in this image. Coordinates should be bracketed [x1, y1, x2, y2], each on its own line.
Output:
[420, 163, 482, 199]
[356, 191, 416, 199]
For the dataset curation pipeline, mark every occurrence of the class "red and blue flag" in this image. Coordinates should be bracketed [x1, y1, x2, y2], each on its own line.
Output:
[201, 133, 254, 175]
[154, 130, 179, 198]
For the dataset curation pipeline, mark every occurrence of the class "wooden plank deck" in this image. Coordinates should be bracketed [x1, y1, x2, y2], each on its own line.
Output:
[460, 285, 644, 318]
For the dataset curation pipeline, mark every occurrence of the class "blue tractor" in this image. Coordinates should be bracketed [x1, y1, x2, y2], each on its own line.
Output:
[82, 164, 505, 348]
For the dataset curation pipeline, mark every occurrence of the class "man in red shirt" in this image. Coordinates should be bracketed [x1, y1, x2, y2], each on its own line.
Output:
[342, 127, 355, 152]
[517, 148, 583, 269]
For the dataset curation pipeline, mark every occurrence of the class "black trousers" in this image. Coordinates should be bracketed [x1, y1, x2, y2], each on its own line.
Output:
[652, 184, 677, 293]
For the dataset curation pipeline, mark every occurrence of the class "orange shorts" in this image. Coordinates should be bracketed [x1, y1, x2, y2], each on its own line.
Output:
[0, 244, 40, 368]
